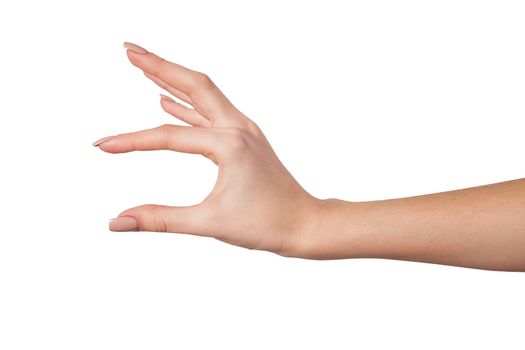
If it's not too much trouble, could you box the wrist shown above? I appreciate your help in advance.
[284,197,358,259]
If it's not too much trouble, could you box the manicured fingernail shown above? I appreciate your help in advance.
[92,135,115,147]
[159,93,175,102]
[109,216,139,232]
[123,41,148,54]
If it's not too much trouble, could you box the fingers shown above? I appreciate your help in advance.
[96,124,218,157]
[110,203,213,236]
[159,94,211,127]
[124,42,239,124]
[144,71,193,106]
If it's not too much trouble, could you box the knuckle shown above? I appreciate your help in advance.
[153,56,168,76]
[132,204,169,232]
[245,119,264,138]
[153,215,168,232]
[157,57,169,69]
[158,123,176,134]
[221,128,249,154]
[153,124,177,149]
[192,72,215,91]
[147,205,168,232]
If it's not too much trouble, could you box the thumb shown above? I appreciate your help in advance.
[109,204,209,235]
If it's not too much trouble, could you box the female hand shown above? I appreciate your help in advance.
[93,42,321,257]
[94,43,525,271]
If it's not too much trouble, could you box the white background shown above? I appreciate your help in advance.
[1,0,524,348]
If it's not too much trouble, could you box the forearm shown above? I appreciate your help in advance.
[298,178,525,271]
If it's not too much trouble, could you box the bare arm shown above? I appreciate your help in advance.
[94,42,525,272]
[300,178,525,271]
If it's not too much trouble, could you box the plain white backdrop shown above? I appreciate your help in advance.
[0,0,524,348]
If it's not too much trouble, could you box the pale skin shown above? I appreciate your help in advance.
[93,42,525,272]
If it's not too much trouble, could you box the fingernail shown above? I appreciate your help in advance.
[159,93,175,102]
[109,216,139,232]
[123,41,148,54]
[92,135,115,147]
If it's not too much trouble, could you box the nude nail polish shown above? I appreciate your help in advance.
[92,135,115,147]
[123,41,148,54]
[159,93,175,102]
[109,216,139,232]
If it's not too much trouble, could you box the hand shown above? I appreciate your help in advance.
[93,42,525,271]
[93,42,321,257]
